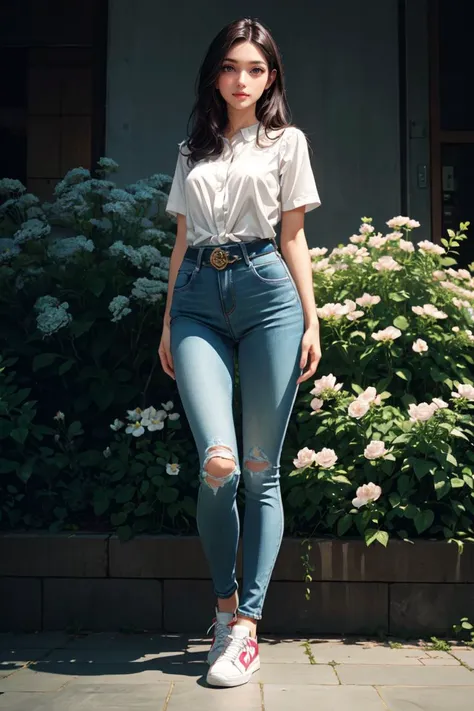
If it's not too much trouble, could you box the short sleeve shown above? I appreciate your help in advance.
[279,128,321,213]
[165,141,190,218]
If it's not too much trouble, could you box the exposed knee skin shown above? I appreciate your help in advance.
[201,444,239,492]
[244,445,272,474]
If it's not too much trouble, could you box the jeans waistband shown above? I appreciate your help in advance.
[183,238,277,268]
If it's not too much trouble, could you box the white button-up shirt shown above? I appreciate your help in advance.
[165,122,321,246]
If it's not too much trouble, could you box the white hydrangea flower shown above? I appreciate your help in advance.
[109,295,132,323]
[47,235,94,260]
[0,178,26,196]
[13,218,51,244]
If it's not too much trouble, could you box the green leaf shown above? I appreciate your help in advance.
[88,277,106,297]
[18,460,33,483]
[111,511,128,525]
[434,470,451,499]
[414,509,434,534]
[411,458,436,480]
[8,388,32,408]
[115,485,136,503]
[446,452,458,467]
[306,487,323,505]
[389,291,408,302]
[67,421,84,438]
[58,359,75,376]
[117,525,133,542]
[33,353,59,371]
[395,369,411,382]
[463,474,474,489]
[288,487,307,507]
[393,315,409,330]
[70,320,95,338]
[365,528,388,547]
[337,513,353,536]
[450,477,465,488]
[404,504,418,519]
[450,428,469,441]
[397,474,413,495]
[10,427,28,444]
[93,490,110,516]
[331,474,352,485]
[90,382,114,411]
[157,487,179,503]
[134,502,152,516]
[389,492,401,507]
[375,530,389,547]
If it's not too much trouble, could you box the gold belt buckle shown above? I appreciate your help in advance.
[209,248,240,270]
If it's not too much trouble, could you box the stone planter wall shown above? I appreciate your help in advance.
[1,533,473,637]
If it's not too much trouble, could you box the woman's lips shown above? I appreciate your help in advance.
[233,93,249,98]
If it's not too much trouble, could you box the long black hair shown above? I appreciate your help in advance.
[183,18,293,166]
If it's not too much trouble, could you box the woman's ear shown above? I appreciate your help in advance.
[266,68,277,91]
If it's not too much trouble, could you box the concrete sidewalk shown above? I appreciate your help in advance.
[0,631,473,710]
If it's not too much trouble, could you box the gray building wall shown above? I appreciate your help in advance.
[106,0,410,248]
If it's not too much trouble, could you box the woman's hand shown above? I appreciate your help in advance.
[296,324,321,384]
[158,317,175,380]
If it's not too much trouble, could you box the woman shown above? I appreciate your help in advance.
[159,17,322,688]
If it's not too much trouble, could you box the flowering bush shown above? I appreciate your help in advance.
[0,161,175,419]
[0,162,201,534]
[284,217,474,571]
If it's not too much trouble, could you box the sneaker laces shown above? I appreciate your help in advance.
[218,635,247,662]
[206,618,234,646]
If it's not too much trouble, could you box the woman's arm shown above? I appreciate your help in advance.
[280,206,319,329]
[280,206,321,384]
[163,213,188,327]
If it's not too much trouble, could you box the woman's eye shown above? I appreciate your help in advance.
[221,66,264,75]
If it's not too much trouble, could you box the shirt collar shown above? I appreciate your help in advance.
[240,122,261,142]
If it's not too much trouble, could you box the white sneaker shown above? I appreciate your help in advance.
[206,607,237,665]
[206,624,260,688]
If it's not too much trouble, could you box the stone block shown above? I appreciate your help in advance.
[0,532,108,577]
[43,579,162,631]
[0,578,41,632]
[390,583,474,636]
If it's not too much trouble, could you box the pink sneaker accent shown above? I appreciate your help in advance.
[207,624,260,688]
[238,637,258,670]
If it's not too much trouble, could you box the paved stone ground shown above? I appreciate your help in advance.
[0,631,473,710]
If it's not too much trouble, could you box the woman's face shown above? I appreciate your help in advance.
[216,41,276,114]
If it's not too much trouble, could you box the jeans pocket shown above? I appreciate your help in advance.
[173,259,198,292]
[250,253,290,283]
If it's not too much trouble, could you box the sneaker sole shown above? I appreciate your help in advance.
[206,657,260,687]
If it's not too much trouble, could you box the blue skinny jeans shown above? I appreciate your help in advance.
[169,238,304,620]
